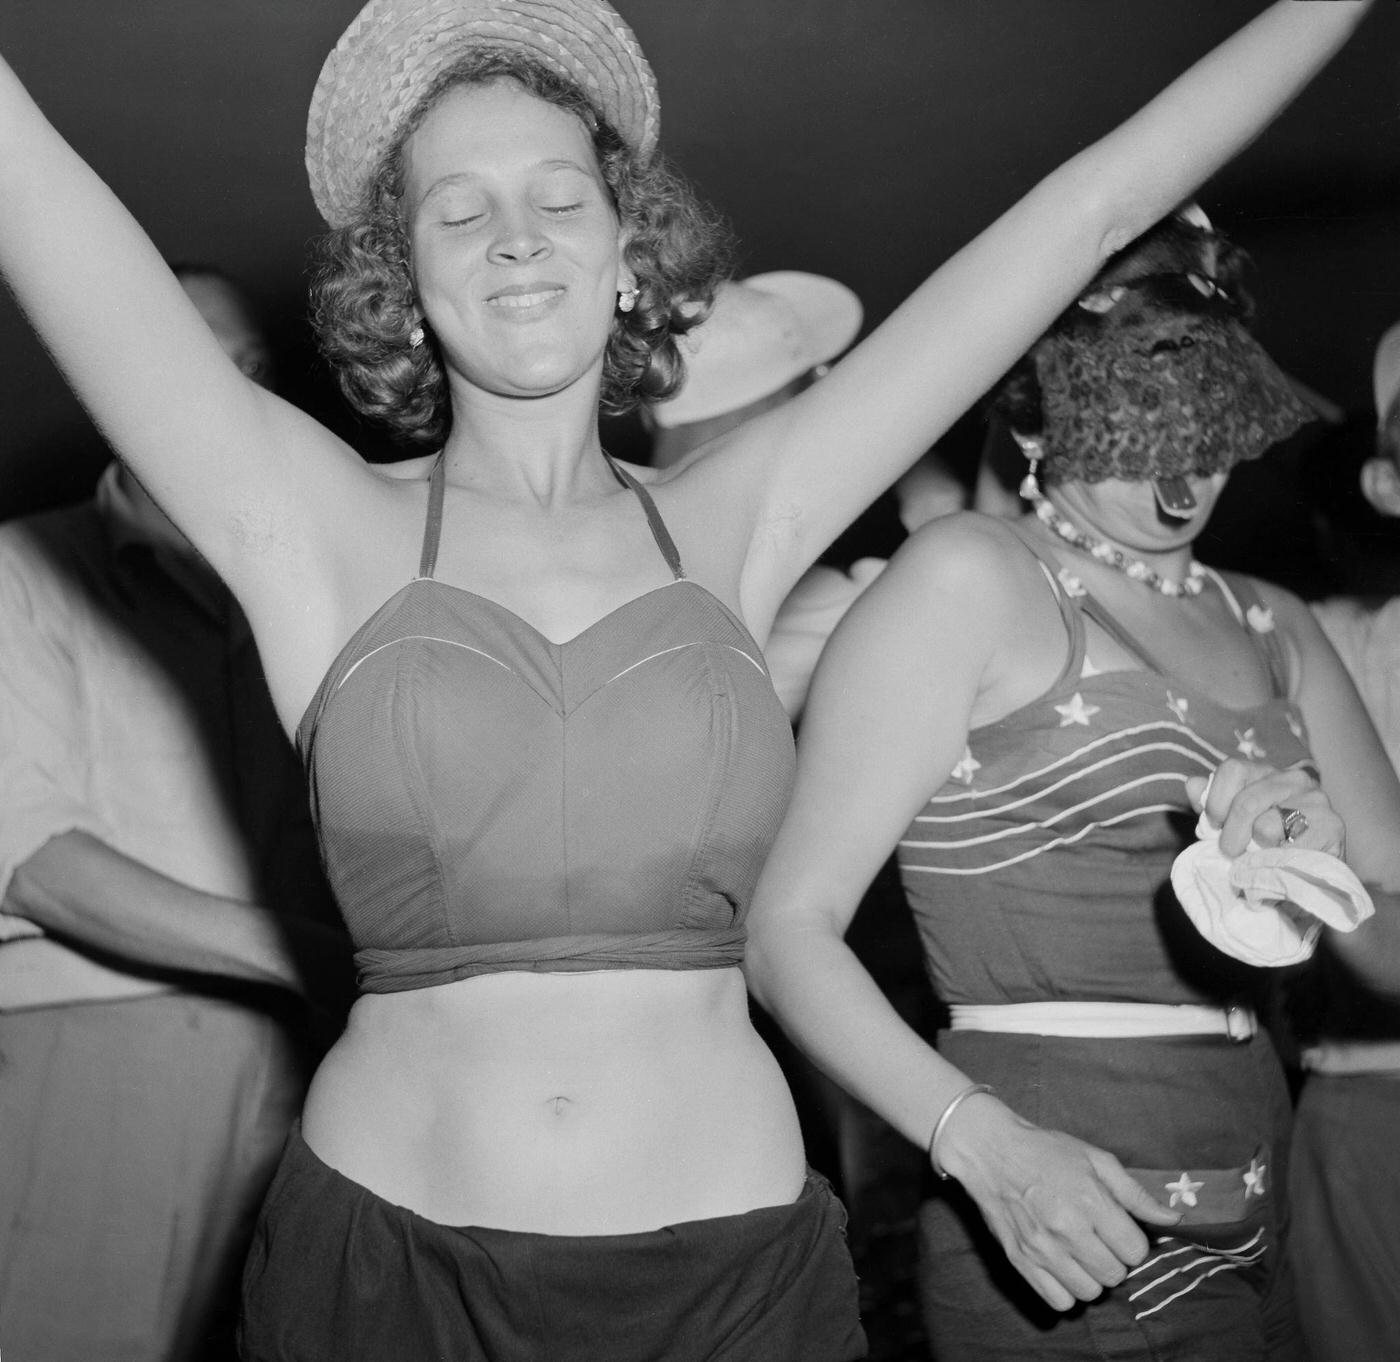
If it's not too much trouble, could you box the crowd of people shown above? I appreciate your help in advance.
[0,1,1394,1360]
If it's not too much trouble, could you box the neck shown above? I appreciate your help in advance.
[1031,484,1204,597]
[441,371,613,507]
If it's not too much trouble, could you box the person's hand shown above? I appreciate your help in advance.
[935,1092,1181,1311]
[1185,758,1344,858]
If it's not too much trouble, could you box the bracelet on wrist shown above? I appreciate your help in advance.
[927,1082,994,1180]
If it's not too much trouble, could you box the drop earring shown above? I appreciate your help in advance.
[617,287,638,314]
[408,323,425,349]
[1014,433,1043,500]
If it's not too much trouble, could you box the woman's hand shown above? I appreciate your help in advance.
[935,1092,1182,1312]
[1186,758,1345,858]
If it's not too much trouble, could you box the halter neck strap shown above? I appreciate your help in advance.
[416,450,686,583]
[417,454,447,580]
[603,453,686,582]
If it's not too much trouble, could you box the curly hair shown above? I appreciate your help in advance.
[310,50,734,448]
[990,213,1256,439]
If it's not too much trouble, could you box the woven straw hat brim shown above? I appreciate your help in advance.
[651,272,864,428]
[1375,320,1400,427]
[307,0,659,228]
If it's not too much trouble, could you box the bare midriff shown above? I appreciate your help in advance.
[299,966,807,1234]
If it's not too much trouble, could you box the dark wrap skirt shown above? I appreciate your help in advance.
[240,1126,866,1361]
[917,1028,1305,1362]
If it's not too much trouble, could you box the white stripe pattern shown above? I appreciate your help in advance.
[900,801,1186,876]
[1127,1229,1268,1322]
[914,740,1217,826]
[904,770,1198,847]
[925,721,1229,806]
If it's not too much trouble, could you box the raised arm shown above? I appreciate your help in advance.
[695,0,1373,628]
[746,517,1180,1312]
[0,50,357,596]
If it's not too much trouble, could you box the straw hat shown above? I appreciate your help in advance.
[306,0,660,229]
[1375,320,1400,427]
[650,272,864,429]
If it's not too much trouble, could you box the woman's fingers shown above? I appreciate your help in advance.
[973,1133,1181,1310]
[1097,1154,1181,1228]
[1200,758,1340,855]
[953,1109,1196,1312]
[1249,792,1344,855]
[1022,1264,1078,1313]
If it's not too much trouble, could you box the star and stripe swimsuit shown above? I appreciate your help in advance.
[904,520,1310,1362]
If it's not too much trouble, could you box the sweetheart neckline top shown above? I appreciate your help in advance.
[297,576,757,752]
[297,456,796,994]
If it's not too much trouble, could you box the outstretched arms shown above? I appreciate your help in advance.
[693,0,1374,631]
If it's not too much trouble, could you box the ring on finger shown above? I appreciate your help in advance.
[1278,806,1309,844]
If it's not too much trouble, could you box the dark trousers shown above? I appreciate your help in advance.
[240,1126,867,1361]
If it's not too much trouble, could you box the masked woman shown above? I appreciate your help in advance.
[0,1,1377,1358]
[747,209,1400,1362]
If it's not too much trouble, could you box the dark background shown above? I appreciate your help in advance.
[2,0,1398,558]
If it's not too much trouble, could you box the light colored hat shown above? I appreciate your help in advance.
[651,272,864,428]
[1374,320,1400,427]
[306,0,660,229]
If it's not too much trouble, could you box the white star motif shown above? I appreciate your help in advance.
[1286,712,1305,741]
[1235,728,1266,760]
[1056,693,1100,727]
[1057,570,1087,598]
[1167,693,1191,724]
[1246,605,1275,634]
[1242,1158,1267,1198]
[1165,1173,1204,1209]
[950,747,981,786]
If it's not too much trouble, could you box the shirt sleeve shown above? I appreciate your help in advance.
[0,536,110,911]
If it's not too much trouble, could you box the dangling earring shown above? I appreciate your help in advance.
[1013,433,1044,500]
[617,287,638,314]
[408,323,425,349]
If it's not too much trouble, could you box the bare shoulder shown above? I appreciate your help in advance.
[835,513,1056,680]
[884,510,1046,603]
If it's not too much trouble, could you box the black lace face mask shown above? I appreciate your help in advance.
[994,213,1321,490]
[1033,303,1316,486]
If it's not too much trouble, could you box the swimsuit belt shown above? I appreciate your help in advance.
[949,1000,1257,1041]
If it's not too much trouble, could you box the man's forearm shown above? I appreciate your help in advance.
[4,829,326,991]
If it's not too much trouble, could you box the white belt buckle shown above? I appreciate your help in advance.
[1225,1005,1254,1043]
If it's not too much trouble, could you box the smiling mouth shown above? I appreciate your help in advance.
[487,288,565,310]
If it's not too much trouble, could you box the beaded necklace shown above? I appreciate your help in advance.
[1025,484,1207,598]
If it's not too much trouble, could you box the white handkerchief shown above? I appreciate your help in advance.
[1170,815,1373,967]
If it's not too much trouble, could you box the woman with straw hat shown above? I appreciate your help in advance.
[0,1,1374,1356]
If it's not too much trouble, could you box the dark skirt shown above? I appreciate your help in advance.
[240,1127,866,1362]
[917,1029,1306,1362]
